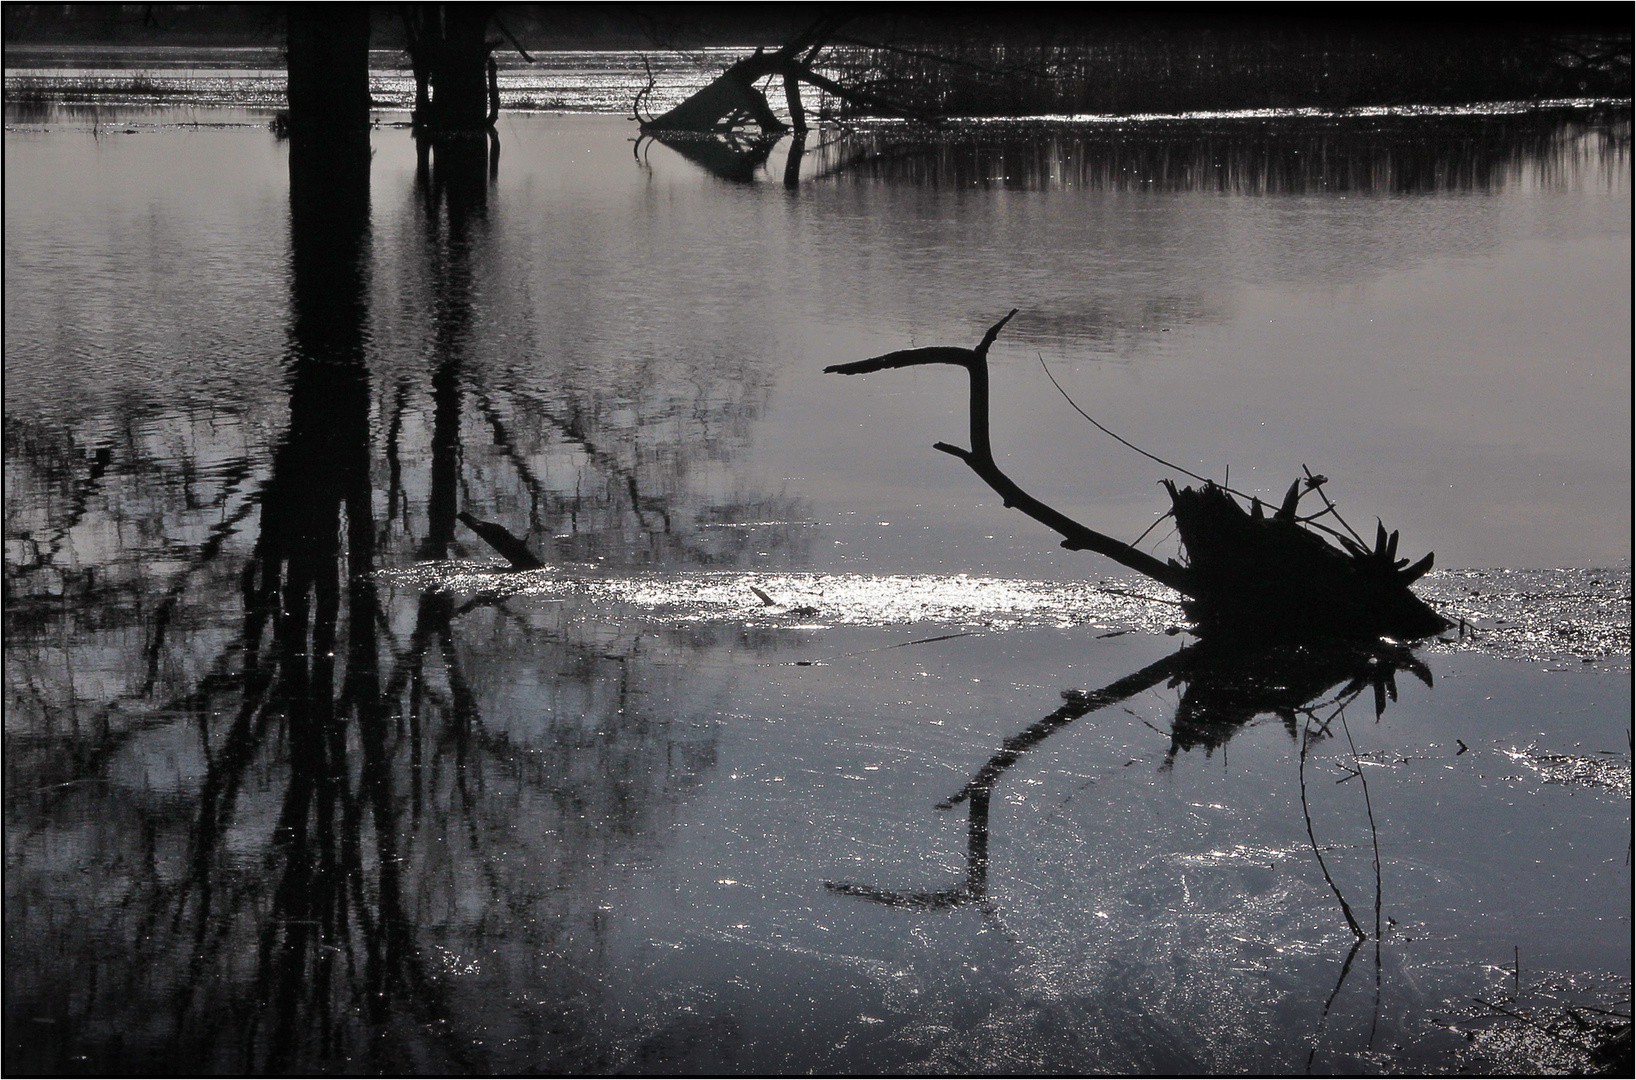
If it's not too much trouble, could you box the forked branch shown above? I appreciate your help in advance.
[827,310,1449,642]
[825,311,1194,595]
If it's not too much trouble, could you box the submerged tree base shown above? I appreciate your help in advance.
[827,311,1449,644]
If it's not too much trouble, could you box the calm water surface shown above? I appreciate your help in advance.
[4,82,1631,1075]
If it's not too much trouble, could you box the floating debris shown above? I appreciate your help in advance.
[1497,744,1632,798]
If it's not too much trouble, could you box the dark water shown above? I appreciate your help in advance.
[4,76,1631,1075]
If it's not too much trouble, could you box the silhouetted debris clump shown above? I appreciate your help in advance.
[828,310,1449,643]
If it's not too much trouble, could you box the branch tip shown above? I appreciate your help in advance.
[975,309,1020,358]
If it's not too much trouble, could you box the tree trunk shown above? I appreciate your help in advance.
[285,5,371,143]
[783,131,807,188]
[783,72,808,133]
[401,3,496,134]
[487,55,500,125]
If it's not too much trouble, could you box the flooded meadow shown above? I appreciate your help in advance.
[3,50,1631,1075]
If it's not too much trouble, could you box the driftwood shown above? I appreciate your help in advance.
[456,511,543,570]
[825,311,1449,642]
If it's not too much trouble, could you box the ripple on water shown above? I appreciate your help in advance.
[1416,567,1632,667]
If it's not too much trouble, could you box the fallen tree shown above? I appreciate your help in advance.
[637,13,940,133]
[826,310,1450,642]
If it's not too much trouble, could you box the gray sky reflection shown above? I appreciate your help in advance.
[6,111,1628,569]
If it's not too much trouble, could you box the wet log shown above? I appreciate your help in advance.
[826,312,1450,643]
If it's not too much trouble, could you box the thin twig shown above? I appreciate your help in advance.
[1303,464,1367,546]
[1129,508,1174,549]
[1039,356,1232,492]
[632,56,658,124]
[1036,357,1369,549]
[492,14,535,62]
[1471,998,1601,1053]
[1097,583,1185,608]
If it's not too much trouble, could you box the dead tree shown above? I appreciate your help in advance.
[826,311,1450,643]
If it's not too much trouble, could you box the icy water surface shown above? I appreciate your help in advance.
[4,78,1630,1074]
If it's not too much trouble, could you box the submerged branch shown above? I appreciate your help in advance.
[455,512,543,570]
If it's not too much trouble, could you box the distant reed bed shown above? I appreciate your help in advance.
[807,107,1631,195]
[816,16,1633,119]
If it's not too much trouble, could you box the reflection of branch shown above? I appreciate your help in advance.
[835,638,1427,948]
[471,386,555,537]
[5,445,112,578]
[831,647,1194,909]
[829,788,993,910]
[480,383,762,564]
[178,657,279,927]
[1306,936,1366,1070]
[382,376,413,544]
[942,656,1192,810]
[1300,712,1366,941]
[140,483,260,696]
[1339,710,1384,940]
